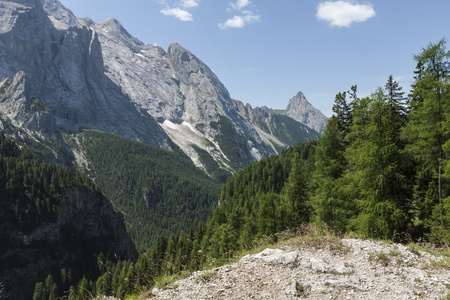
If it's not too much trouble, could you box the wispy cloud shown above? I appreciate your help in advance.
[230,0,250,11]
[316,1,375,28]
[219,0,260,30]
[160,0,200,22]
[181,0,200,9]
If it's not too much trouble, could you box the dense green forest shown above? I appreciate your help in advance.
[27,39,450,299]
[0,133,135,299]
[0,133,100,234]
[65,130,221,251]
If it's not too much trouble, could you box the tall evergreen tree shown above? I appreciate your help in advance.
[332,91,353,137]
[347,89,410,239]
[403,39,450,242]
[385,74,407,133]
[283,153,309,226]
[312,116,354,232]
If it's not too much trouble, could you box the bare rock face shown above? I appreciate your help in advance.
[0,0,327,173]
[0,185,137,300]
[93,15,273,171]
[285,92,328,133]
[0,0,170,161]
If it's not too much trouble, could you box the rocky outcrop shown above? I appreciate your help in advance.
[0,185,137,300]
[285,92,328,133]
[151,238,450,299]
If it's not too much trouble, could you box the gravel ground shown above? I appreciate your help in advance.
[150,238,450,300]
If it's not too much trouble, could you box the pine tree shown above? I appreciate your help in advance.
[283,153,309,226]
[332,91,352,137]
[385,74,407,125]
[312,116,354,232]
[403,38,450,241]
[346,89,410,239]
[32,282,45,300]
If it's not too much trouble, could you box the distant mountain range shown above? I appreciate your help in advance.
[0,0,327,176]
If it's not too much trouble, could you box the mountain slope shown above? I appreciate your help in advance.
[151,237,450,299]
[93,16,274,171]
[64,129,221,251]
[0,133,137,300]
[232,99,319,152]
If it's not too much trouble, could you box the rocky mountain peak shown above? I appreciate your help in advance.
[285,91,328,133]
[40,0,79,27]
[98,17,138,43]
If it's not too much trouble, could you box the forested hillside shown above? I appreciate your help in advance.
[64,130,221,251]
[0,133,137,300]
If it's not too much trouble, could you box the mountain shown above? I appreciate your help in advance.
[0,133,137,300]
[91,17,274,171]
[232,99,319,153]
[0,0,170,158]
[284,92,328,133]
[0,0,325,174]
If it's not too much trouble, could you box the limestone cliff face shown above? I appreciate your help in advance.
[0,0,326,173]
[0,185,137,300]
[0,0,170,160]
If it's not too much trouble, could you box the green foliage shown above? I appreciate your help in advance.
[311,115,354,233]
[0,132,100,234]
[72,130,221,251]
[202,141,316,258]
[403,39,450,243]
[346,88,411,239]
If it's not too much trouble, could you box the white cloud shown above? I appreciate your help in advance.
[219,16,245,29]
[230,0,250,11]
[220,0,260,29]
[316,1,375,27]
[181,0,200,9]
[160,0,200,21]
[219,12,260,29]
[160,7,193,22]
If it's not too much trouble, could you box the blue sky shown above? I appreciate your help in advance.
[58,0,450,117]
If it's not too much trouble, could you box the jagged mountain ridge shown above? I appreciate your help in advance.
[232,99,319,153]
[0,0,325,173]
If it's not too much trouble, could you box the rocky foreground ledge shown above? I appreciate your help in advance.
[150,238,450,299]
